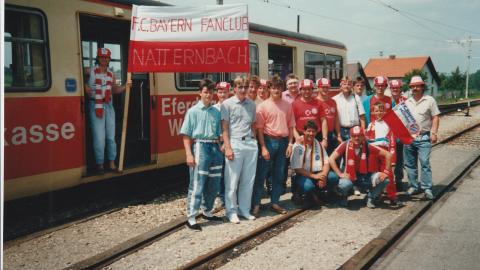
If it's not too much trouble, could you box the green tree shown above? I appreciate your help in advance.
[444,66,465,92]
[401,69,428,92]
[468,69,480,91]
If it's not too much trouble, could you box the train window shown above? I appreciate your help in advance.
[176,43,258,90]
[304,51,326,82]
[4,6,51,92]
[249,43,259,76]
[175,72,222,91]
[82,41,98,73]
[326,54,343,87]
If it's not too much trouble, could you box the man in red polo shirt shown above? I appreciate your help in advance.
[292,79,328,147]
[316,78,342,154]
[363,76,393,126]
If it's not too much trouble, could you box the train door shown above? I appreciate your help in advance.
[79,14,151,174]
[268,44,294,79]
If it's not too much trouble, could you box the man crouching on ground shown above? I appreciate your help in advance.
[180,79,224,231]
[290,120,338,206]
[328,126,392,208]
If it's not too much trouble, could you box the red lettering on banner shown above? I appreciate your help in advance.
[128,40,249,72]
[133,17,193,33]
[200,16,249,32]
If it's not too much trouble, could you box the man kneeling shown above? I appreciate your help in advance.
[290,121,337,206]
[329,126,392,208]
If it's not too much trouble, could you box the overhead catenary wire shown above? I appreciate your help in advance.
[254,0,445,43]
[367,0,456,40]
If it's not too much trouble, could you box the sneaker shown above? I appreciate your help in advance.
[390,198,403,206]
[367,198,376,209]
[239,213,256,221]
[228,214,240,224]
[202,214,223,222]
[424,189,434,200]
[353,186,361,196]
[186,219,202,231]
[407,187,420,196]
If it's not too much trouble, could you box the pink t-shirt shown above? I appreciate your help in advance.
[256,98,296,137]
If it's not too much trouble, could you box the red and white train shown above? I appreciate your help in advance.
[4,0,347,200]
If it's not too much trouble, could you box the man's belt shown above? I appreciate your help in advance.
[264,134,288,140]
[195,139,219,143]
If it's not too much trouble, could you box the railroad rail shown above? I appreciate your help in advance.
[60,120,480,270]
[339,123,480,270]
[6,99,479,244]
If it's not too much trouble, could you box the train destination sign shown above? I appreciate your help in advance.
[128,4,249,72]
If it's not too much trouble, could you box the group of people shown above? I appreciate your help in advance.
[180,73,440,231]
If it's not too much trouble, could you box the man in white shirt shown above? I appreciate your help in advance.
[291,120,336,206]
[403,76,440,200]
[333,77,366,141]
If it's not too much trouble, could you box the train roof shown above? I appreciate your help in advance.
[249,23,346,50]
[105,0,346,50]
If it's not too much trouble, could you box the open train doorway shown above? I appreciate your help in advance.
[79,14,151,175]
[268,44,294,79]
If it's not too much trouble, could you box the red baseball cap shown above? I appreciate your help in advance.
[316,78,331,88]
[374,76,388,86]
[389,79,402,88]
[97,48,111,58]
[299,79,314,89]
[349,126,365,137]
[216,82,231,90]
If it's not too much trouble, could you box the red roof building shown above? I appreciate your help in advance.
[364,55,440,96]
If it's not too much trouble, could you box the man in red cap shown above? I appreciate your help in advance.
[214,81,230,111]
[362,75,393,126]
[328,126,392,208]
[256,79,270,105]
[403,76,440,200]
[390,79,407,106]
[292,79,328,148]
[316,78,342,154]
[84,48,131,173]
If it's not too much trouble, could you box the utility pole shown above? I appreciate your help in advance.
[447,36,480,116]
[466,36,472,116]
[297,15,300,33]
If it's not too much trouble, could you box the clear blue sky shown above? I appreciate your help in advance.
[160,0,480,74]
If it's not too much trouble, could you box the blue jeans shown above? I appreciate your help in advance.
[338,173,389,200]
[187,142,223,219]
[88,100,116,164]
[394,141,404,184]
[295,172,339,194]
[327,131,339,155]
[404,134,432,191]
[252,136,288,206]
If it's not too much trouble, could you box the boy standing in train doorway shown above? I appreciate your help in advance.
[180,79,224,231]
[84,48,130,173]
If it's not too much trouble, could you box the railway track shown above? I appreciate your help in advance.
[5,100,480,270]
[340,124,480,270]
[7,99,479,244]
[59,120,480,270]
